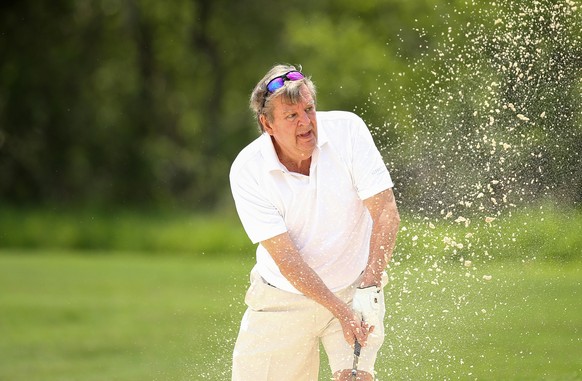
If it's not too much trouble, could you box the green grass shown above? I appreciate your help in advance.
[0,252,251,380]
[381,259,582,380]
[1,252,580,381]
[1,205,580,379]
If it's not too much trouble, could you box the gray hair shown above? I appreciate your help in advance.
[249,64,317,132]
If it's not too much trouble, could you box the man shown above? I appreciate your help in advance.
[229,64,400,381]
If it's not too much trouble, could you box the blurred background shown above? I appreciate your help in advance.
[1,0,580,214]
[1,0,581,380]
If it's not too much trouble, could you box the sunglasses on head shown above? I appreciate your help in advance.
[266,70,305,94]
[262,71,305,108]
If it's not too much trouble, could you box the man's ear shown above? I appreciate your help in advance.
[260,114,274,135]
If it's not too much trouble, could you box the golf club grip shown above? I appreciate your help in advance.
[354,340,361,357]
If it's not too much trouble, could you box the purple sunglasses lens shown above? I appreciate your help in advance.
[286,71,305,80]
[267,77,286,93]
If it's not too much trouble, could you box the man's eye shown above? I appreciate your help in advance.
[286,113,297,119]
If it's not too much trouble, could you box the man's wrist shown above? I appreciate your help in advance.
[360,266,385,289]
[358,277,381,289]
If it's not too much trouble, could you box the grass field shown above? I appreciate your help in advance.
[1,251,580,381]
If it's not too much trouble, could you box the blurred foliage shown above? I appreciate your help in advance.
[0,0,580,210]
[0,206,252,255]
[1,205,580,262]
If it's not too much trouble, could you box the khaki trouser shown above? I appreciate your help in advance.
[232,270,387,381]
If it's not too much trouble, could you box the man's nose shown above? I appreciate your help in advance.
[298,110,310,126]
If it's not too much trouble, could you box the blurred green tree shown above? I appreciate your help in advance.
[0,0,579,211]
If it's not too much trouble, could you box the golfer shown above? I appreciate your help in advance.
[229,64,400,381]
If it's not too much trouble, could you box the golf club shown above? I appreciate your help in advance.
[351,339,361,381]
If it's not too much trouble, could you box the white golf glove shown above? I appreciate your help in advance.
[352,285,382,329]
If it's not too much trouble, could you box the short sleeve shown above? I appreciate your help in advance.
[350,116,394,200]
[229,165,288,244]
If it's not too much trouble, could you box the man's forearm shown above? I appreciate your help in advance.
[361,213,399,287]
[361,189,400,288]
[261,233,352,319]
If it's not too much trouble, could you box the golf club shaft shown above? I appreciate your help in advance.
[351,340,361,380]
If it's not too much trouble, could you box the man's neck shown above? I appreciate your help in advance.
[281,156,311,175]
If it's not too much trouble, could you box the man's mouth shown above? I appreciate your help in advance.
[298,131,312,139]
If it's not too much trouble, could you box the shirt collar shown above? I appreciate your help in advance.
[316,122,329,147]
[259,133,282,172]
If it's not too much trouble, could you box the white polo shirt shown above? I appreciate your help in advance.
[230,111,393,293]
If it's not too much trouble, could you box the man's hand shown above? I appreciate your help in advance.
[337,307,371,347]
[262,233,373,347]
[352,285,382,331]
